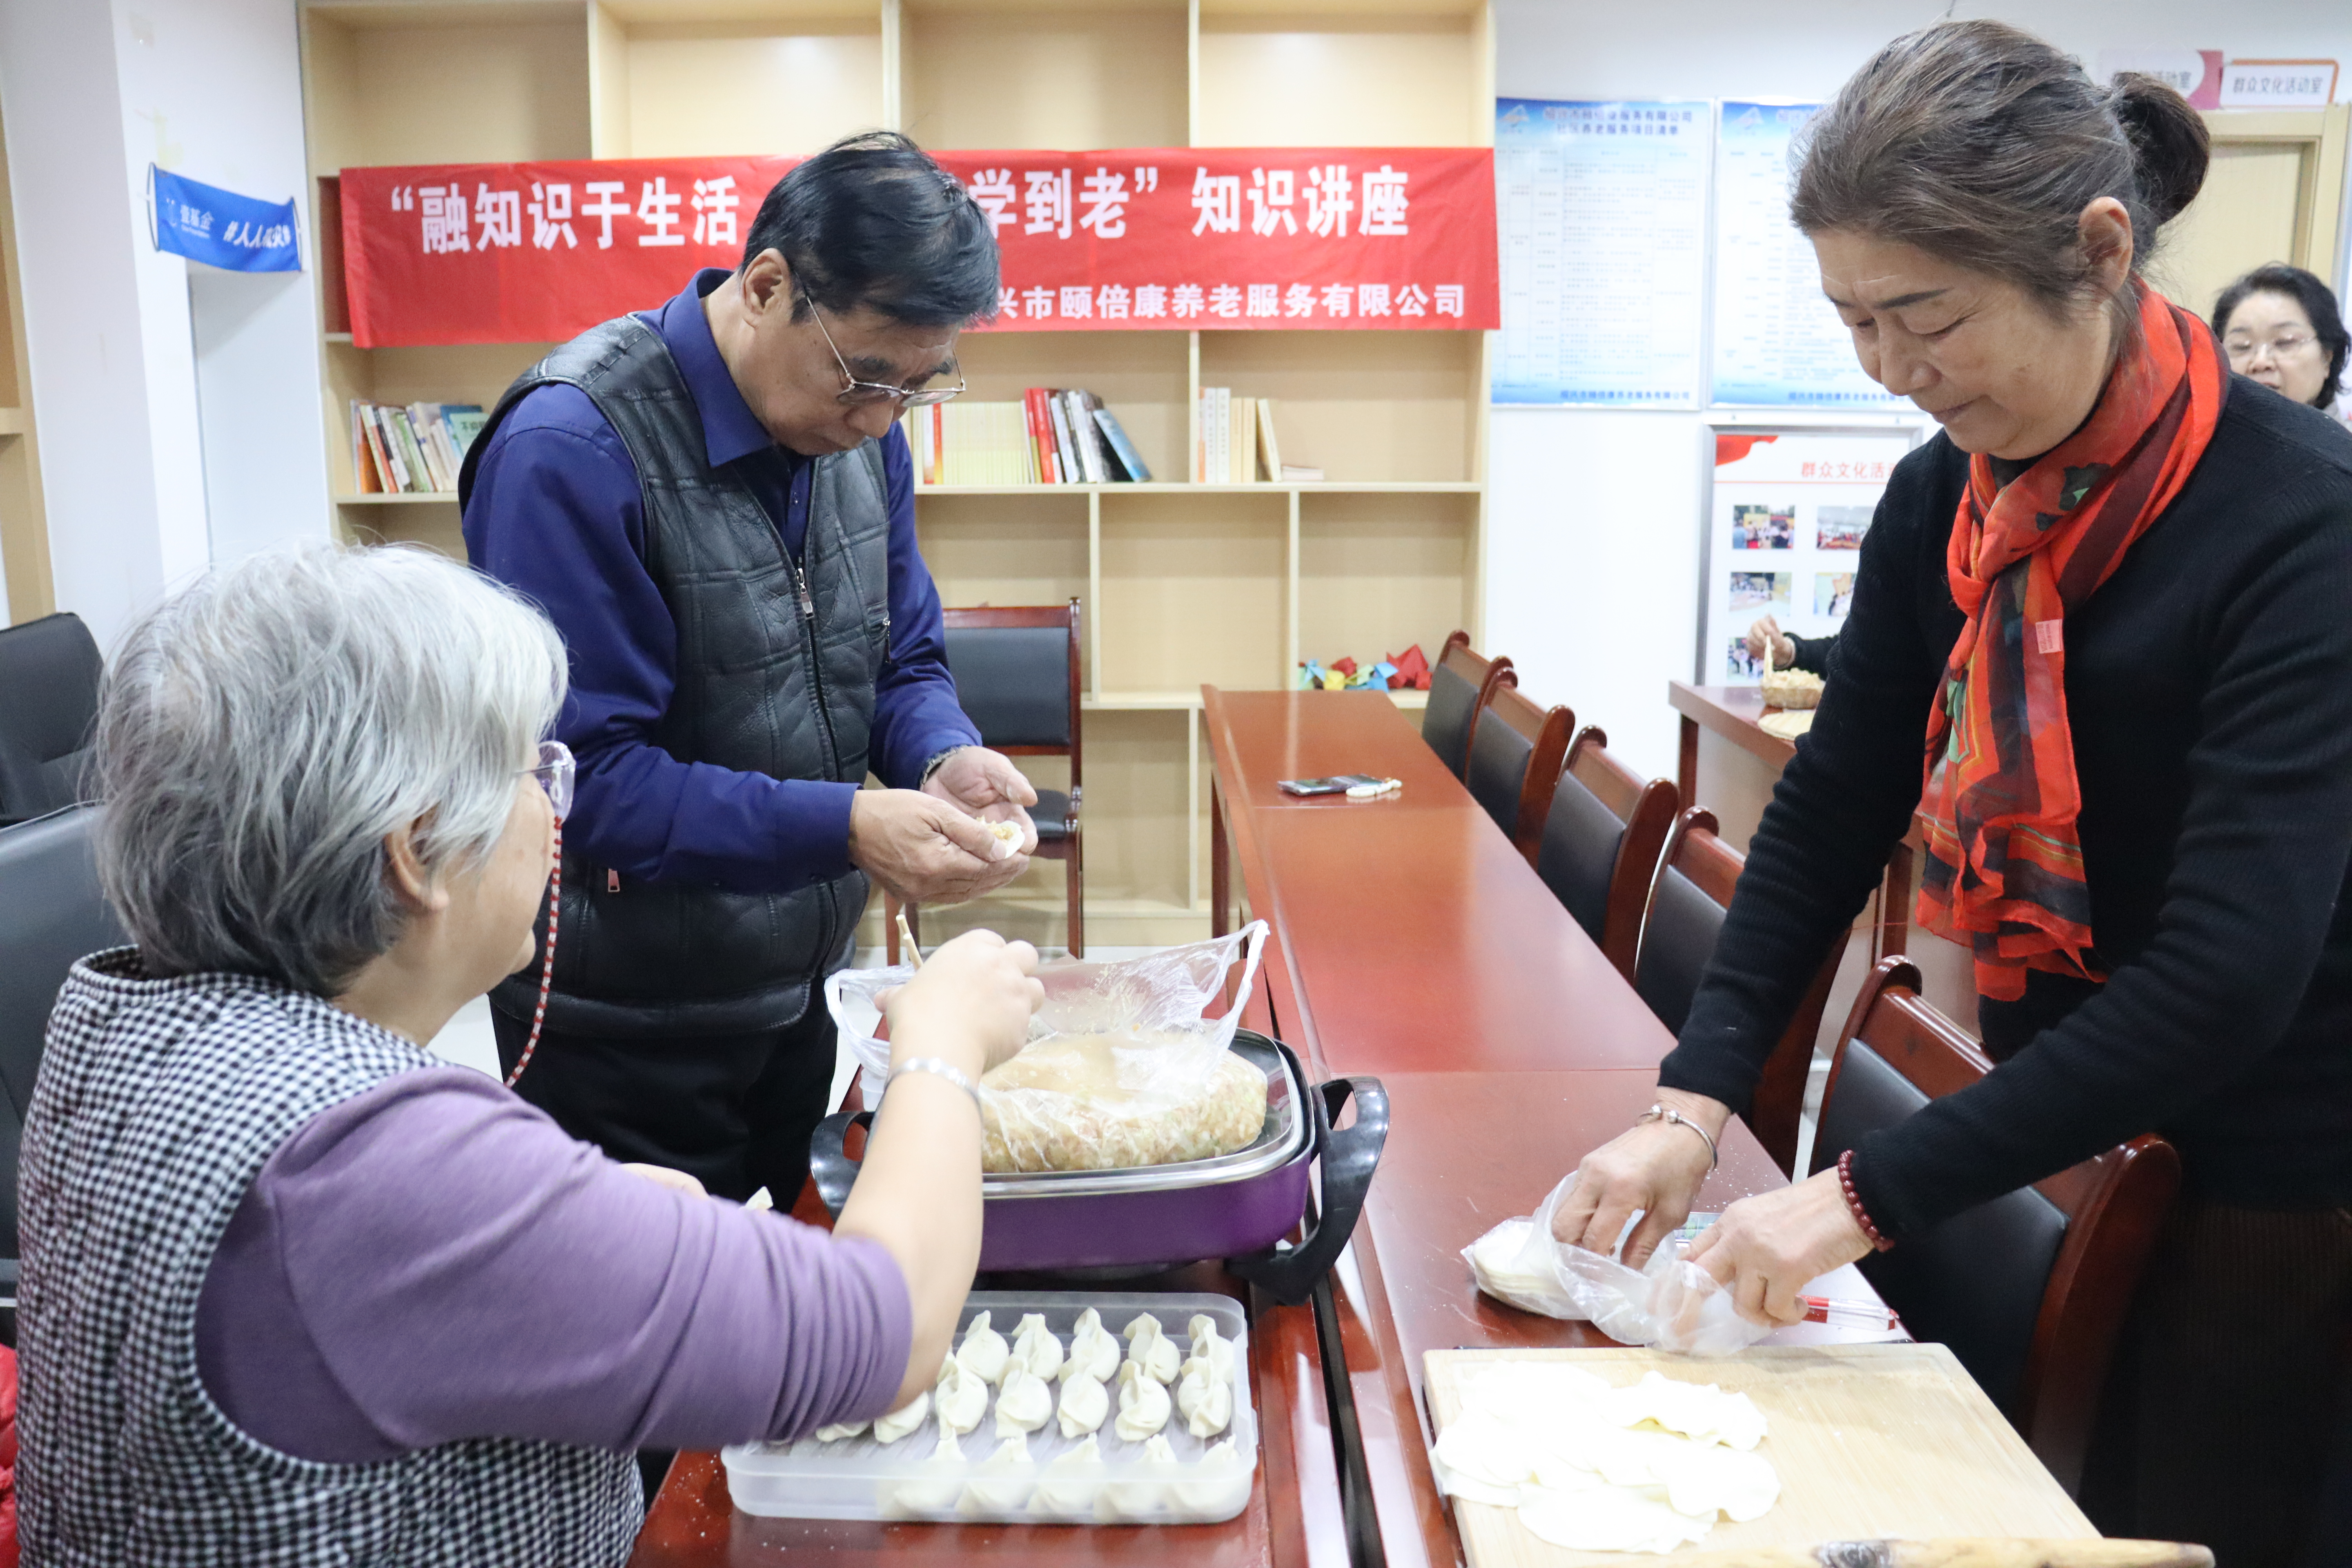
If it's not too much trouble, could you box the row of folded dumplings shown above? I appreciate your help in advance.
[814,1309,1248,1519]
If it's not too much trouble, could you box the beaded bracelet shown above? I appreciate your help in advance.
[1836,1149,1895,1252]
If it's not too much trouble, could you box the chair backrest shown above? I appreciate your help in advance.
[1420,629,1510,780]
[0,804,127,1259]
[941,602,1081,774]
[1631,806,1839,1174]
[1810,957,2181,1492]
[1461,673,1572,855]
[0,613,103,827]
[1532,726,1678,980]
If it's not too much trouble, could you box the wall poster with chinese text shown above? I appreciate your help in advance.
[1701,427,1920,684]
[1492,97,1710,407]
[338,149,1498,347]
[1709,103,1907,409]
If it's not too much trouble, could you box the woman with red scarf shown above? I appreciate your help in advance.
[1549,22,2352,1565]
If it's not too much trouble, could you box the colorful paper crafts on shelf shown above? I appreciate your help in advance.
[1298,650,1418,691]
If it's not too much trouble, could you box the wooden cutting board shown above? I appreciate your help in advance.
[1423,1344,2094,1567]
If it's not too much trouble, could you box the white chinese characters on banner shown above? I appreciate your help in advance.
[690,176,738,247]
[1702,429,1917,684]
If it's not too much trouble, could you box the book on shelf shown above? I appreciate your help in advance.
[349,399,485,495]
[1197,389,1289,483]
[907,388,1147,486]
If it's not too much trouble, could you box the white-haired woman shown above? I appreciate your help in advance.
[16,544,1041,1566]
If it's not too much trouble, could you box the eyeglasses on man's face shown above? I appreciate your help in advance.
[803,294,965,408]
[521,739,573,822]
[2223,330,2319,363]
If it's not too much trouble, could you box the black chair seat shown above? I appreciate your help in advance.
[1464,712,1534,835]
[0,612,103,826]
[1030,788,1075,842]
[0,804,127,1275]
[1535,771,1626,947]
[1811,1040,2068,1414]
[1422,660,1480,779]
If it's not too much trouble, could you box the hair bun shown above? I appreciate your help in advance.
[2109,71,2210,227]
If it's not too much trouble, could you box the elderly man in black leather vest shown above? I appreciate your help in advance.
[460,132,1029,1205]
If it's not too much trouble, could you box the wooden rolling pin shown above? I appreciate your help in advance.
[1642,1542,2210,1568]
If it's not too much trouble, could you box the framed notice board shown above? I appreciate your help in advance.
[1698,422,1923,684]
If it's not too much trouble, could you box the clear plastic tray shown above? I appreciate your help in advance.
[721,1291,1256,1524]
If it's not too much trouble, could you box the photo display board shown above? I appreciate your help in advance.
[1708,103,1907,409]
[1493,98,1710,406]
[1702,428,1918,682]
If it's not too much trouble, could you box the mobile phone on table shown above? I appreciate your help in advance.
[1277,774,1384,797]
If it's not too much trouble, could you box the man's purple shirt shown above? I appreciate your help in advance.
[194,1067,913,1463]
[461,267,978,893]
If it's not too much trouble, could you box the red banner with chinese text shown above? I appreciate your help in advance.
[339,149,1497,347]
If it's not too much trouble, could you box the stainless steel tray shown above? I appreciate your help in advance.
[967,1034,1306,1199]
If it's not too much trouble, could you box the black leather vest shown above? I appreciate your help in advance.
[462,314,890,1037]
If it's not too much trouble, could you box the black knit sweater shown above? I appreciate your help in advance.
[1661,377,2352,1240]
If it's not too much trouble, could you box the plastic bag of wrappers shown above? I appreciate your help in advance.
[1461,1173,1770,1357]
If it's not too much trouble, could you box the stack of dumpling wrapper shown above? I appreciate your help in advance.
[1431,1363,1780,1554]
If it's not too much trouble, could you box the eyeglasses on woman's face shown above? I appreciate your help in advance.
[803,294,965,408]
[2223,330,2319,365]
[521,739,573,822]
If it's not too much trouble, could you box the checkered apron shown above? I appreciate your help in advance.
[17,951,641,1566]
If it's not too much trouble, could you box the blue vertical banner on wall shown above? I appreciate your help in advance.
[149,167,302,273]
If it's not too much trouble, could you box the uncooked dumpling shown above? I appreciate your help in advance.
[1174,1437,1252,1517]
[885,1432,964,1515]
[957,1310,1011,1384]
[1065,1308,1120,1383]
[872,1389,929,1446]
[812,1418,869,1443]
[956,1434,1034,1515]
[1114,1359,1172,1441]
[935,1358,989,1438]
[1009,1313,1064,1381]
[1031,1434,1107,1518]
[1186,1314,1235,1378]
[995,1365,1053,1438]
[1123,1314,1181,1384]
[1176,1354,1232,1439]
[1057,1367,1109,1438]
[1098,1433,1178,1520]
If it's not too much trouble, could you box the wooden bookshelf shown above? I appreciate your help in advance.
[297,0,1493,948]
[0,97,52,624]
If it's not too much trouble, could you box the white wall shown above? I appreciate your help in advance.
[1487,0,2352,779]
[0,0,324,650]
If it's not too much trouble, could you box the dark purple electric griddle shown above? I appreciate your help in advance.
[808,1032,1385,1306]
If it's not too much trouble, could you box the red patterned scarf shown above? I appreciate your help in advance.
[1916,284,2224,1001]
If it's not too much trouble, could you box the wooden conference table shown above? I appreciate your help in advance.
[1205,687,1892,1568]
[631,686,1882,1567]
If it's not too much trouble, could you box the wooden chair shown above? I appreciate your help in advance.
[887,601,1085,959]
[1526,725,1678,983]
[1461,671,1573,855]
[1420,629,1512,780]
[1813,956,2182,1493]
[1630,806,1841,1176]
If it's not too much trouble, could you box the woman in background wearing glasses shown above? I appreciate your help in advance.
[18,545,1042,1565]
[2214,263,2351,428]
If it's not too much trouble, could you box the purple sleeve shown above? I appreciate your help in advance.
[194,1067,912,1465]
[868,423,983,789]
[463,385,859,891]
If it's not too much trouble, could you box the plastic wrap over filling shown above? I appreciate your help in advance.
[827,923,1270,1173]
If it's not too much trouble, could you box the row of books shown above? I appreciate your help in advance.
[1195,390,1321,485]
[904,390,1153,487]
[351,400,486,495]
